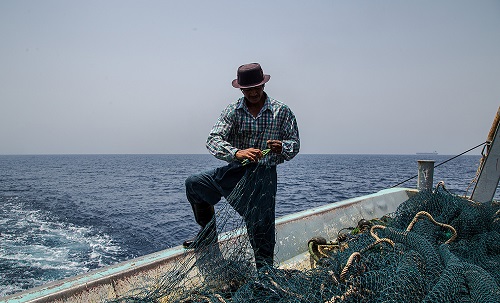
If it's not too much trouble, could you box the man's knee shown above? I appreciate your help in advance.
[185,174,201,189]
[185,174,204,204]
[185,172,222,206]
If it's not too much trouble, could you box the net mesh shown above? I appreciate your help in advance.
[108,167,500,303]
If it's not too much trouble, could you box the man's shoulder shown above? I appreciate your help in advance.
[269,97,285,105]
[222,98,244,112]
[267,97,291,111]
[228,97,245,109]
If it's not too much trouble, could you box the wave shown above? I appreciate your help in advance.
[0,196,123,296]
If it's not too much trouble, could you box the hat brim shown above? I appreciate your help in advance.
[232,75,270,89]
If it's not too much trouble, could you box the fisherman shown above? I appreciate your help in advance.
[183,62,300,269]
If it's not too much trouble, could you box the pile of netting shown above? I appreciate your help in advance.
[109,177,500,302]
[306,183,500,303]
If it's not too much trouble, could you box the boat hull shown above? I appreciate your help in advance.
[1,187,417,303]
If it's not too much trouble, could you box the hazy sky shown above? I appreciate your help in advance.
[1,0,499,155]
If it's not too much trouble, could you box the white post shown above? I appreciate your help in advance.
[417,160,435,191]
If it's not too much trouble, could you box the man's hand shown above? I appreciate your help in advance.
[235,148,263,163]
[267,140,283,154]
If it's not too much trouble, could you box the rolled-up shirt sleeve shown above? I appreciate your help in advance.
[280,107,300,161]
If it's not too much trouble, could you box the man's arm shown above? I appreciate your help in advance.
[206,106,239,162]
[280,107,300,161]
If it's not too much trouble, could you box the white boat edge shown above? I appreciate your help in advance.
[0,187,417,303]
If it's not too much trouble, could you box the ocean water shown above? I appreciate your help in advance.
[0,153,496,297]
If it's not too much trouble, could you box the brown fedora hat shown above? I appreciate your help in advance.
[232,63,271,89]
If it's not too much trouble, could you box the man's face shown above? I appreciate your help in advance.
[241,85,264,104]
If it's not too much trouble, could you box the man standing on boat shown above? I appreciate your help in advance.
[183,62,300,269]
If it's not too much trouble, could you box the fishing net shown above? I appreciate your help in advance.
[108,166,500,303]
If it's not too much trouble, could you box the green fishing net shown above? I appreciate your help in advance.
[109,170,500,303]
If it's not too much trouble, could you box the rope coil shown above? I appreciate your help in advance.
[338,211,458,284]
[340,252,362,282]
[406,211,457,244]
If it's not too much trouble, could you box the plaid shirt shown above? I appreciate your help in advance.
[206,95,300,166]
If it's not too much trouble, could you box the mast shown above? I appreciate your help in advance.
[471,106,500,202]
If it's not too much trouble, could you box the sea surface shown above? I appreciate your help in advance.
[0,154,497,297]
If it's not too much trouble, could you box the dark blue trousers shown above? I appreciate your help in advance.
[185,162,277,268]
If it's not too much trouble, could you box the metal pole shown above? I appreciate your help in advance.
[417,160,435,191]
